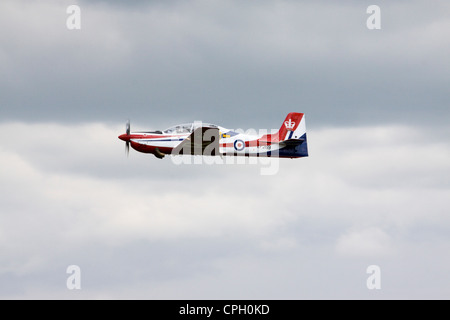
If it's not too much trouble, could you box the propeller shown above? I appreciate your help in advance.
[125,120,130,156]
[118,120,132,156]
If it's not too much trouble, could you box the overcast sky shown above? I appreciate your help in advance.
[0,0,449,299]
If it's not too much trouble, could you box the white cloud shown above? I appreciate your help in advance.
[1,121,450,298]
[335,227,393,257]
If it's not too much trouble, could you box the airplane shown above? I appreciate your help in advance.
[118,112,308,159]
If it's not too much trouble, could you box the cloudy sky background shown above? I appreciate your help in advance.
[0,0,449,299]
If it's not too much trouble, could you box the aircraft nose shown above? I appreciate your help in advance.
[118,133,130,142]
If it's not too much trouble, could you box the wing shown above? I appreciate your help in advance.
[172,126,220,156]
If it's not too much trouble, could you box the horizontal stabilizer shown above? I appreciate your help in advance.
[258,138,304,147]
[279,138,305,147]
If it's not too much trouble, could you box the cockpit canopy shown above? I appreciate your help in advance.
[163,123,219,134]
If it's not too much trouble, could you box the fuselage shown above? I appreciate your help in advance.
[118,113,308,159]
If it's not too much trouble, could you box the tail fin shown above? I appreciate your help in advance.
[259,112,306,143]
[278,112,305,141]
[258,112,308,157]
[277,112,308,158]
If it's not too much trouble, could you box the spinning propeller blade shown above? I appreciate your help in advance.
[125,120,130,156]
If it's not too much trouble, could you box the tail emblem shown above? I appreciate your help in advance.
[284,119,295,131]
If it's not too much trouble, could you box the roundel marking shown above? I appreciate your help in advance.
[234,139,245,151]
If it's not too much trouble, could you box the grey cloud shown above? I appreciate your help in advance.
[0,0,449,128]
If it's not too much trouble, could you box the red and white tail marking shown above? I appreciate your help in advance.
[278,112,304,141]
[258,112,304,143]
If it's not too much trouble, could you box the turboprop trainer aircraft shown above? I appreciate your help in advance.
[118,112,308,159]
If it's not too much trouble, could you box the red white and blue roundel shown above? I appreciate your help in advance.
[234,139,245,151]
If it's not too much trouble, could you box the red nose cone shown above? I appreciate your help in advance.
[118,134,130,142]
